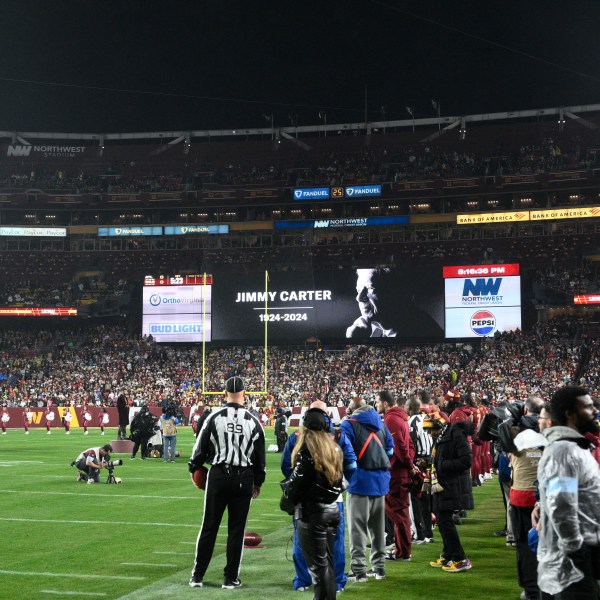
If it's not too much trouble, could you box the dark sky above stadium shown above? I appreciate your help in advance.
[1,0,600,133]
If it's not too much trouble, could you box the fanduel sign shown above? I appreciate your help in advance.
[293,188,330,200]
[345,185,382,197]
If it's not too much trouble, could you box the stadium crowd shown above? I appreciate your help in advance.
[0,325,597,411]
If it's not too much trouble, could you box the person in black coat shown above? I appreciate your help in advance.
[129,405,158,459]
[423,412,473,573]
[116,394,129,440]
[281,408,346,600]
[274,407,288,452]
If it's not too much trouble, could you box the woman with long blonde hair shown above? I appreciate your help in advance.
[282,407,345,600]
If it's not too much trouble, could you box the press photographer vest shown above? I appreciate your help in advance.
[347,419,390,470]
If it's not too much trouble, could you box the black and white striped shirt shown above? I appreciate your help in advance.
[409,413,433,458]
[191,403,266,485]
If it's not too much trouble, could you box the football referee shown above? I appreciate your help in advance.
[188,376,266,590]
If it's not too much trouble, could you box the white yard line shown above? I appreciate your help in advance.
[0,517,197,528]
[0,570,145,581]
[120,563,177,568]
[41,591,107,597]
[0,489,197,500]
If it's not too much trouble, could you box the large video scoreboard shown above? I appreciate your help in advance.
[142,274,212,342]
[142,268,445,343]
[142,265,524,343]
[444,264,522,338]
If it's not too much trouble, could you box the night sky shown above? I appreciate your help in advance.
[1,0,600,133]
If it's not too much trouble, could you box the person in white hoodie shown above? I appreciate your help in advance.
[537,385,600,599]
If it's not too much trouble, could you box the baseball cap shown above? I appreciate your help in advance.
[225,376,245,393]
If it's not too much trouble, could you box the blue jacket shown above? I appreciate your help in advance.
[340,405,393,497]
[281,426,357,482]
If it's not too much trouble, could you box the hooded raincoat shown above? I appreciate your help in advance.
[537,425,600,595]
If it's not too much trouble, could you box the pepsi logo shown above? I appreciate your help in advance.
[470,310,496,336]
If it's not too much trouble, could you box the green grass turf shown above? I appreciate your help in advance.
[0,427,520,599]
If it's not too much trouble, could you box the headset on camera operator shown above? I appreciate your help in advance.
[72,444,113,484]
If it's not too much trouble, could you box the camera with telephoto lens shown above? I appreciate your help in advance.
[103,456,123,484]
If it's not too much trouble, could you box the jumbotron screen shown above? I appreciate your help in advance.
[143,268,445,343]
[443,264,522,338]
[142,274,212,342]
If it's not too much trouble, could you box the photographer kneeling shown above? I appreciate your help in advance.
[73,444,113,484]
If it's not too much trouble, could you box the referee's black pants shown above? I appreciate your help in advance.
[193,465,254,582]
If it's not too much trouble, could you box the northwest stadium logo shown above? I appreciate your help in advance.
[470,310,496,336]
[149,294,161,306]
[462,277,503,304]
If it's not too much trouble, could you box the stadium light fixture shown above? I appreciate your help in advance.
[558,107,566,132]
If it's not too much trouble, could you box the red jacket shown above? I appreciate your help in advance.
[448,405,472,424]
[383,406,415,482]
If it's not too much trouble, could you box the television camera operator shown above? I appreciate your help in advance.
[72,444,114,484]
[129,405,159,460]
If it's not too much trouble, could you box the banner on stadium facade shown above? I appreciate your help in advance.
[548,171,588,182]
[97,227,163,237]
[574,294,600,305]
[106,194,141,203]
[202,190,238,200]
[5,144,86,158]
[530,207,600,220]
[457,212,529,224]
[443,178,479,188]
[501,175,538,185]
[163,224,229,235]
[394,181,435,191]
[274,215,408,230]
[0,227,67,237]
[243,188,279,198]
[148,192,183,201]
[47,195,86,205]
[0,307,77,316]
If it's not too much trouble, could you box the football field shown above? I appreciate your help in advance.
[0,427,520,599]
